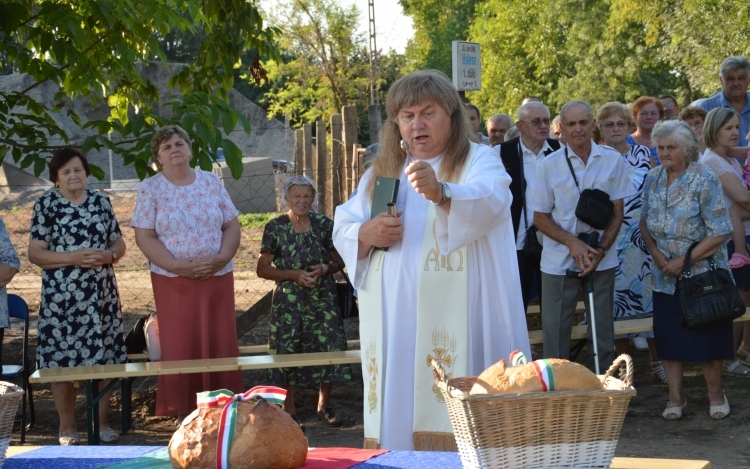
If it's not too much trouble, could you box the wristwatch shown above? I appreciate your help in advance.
[596,245,608,256]
[108,249,117,261]
[434,182,452,206]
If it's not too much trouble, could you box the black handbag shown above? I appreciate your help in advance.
[518,141,543,261]
[678,242,745,330]
[337,273,359,319]
[124,315,148,354]
[565,149,614,230]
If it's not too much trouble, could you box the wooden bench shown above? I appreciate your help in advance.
[126,340,361,361]
[31,312,750,445]
[30,350,361,445]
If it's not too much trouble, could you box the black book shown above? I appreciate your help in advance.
[370,177,399,251]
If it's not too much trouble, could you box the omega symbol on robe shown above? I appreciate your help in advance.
[426,328,457,402]
[424,220,464,272]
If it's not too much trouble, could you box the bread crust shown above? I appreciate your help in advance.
[470,358,603,394]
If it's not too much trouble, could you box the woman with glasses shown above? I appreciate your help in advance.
[627,96,665,166]
[256,176,351,429]
[596,102,665,382]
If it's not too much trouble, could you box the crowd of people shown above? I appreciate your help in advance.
[1,55,750,450]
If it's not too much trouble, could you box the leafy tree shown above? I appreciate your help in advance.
[0,0,279,179]
[467,0,678,117]
[400,0,481,76]
[261,0,371,126]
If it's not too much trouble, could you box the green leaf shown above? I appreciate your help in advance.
[221,138,243,179]
[33,156,47,176]
[198,151,213,171]
[81,136,98,154]
[89,164,106,181]
[221,109,237,135]
[130,112,145,135]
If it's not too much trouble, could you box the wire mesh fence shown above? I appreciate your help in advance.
[1,161,362,334]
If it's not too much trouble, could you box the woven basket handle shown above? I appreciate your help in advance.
[602,354,633,387]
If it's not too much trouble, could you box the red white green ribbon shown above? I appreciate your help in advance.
[531,359,556,392]
[196,386,287,469]
[509,350,527,366]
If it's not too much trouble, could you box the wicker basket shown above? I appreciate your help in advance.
[0,382,23,469]
[432,355,636,469]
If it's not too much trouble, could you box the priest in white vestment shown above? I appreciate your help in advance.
[332,70,531,451]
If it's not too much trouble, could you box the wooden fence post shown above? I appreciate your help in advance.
[294,129,303,176]
[316,120,327,217]
[330,114,343,208]
[342,106,358,200]
[303,124,313,178]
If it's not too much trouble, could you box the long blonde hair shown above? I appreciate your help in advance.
[367,70,473,198]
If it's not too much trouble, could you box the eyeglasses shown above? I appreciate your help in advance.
[519,118,551,128]
[601,121,628,129]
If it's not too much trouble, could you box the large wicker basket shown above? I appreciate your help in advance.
[0,382,23,468]
[432,355,636,469]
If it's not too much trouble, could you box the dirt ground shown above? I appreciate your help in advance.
[3,311,750,469]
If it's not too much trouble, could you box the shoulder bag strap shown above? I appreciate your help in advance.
[681,242,700,278]
[518,141,529,231]
[564,146,581,193]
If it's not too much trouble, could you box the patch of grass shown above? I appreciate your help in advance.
[238,212,278,229]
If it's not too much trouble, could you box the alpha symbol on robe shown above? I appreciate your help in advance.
[426,328,457,402]
[365,340,378,414]
[424,220,464,272]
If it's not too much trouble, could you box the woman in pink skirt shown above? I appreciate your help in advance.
[131,125,244,418]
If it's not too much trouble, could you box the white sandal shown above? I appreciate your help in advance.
[737,346,750,367]
[651,361,668,384]
[710,393,730,420]
[662,397,687,421]
[722,360,750,377]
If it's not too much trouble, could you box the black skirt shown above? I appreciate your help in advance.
[653,291,733,362]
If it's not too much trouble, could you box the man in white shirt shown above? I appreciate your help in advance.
[531,100,634,372]
[465,103,490,144]
[498,102,560,311]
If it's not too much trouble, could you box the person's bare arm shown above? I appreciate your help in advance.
[192,217,241,279]
[0,264,17,288]
[133,227,198,278]
[357,212,404,259]
[256,251,316,288]
[533,211,598,273]
[718,173,750,211]
[28,239,104,270]
[661,234,729,277]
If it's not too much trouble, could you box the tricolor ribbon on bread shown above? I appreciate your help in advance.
[196,386,287,469]
[531,359,556,391]
[509,350,527,366]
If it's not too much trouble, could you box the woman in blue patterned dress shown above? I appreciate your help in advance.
[640,120,733,421]
[596,102,665,382]
[28,148,126,445]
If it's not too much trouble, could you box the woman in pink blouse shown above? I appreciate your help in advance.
[131,125,244,418]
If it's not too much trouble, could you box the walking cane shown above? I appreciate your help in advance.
[565,232,601,374]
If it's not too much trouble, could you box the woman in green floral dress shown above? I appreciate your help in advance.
[257,176,351,428]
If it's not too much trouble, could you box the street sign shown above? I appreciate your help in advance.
[451,41,481,91]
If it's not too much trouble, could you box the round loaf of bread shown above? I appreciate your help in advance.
[168,398,308,469]
[469,358,603,394]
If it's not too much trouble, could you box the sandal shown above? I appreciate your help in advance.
[722,360,750,377]
[317,407,343,427]
[99,427,120,444]
[59,430,80,446]
[651,361,668,384]
[737,346,750,367]
[728,253,750,269]
[289,414,305,432]
[710,393,730,420]
[662,397,687,421]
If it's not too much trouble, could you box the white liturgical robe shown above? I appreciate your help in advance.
[333,144,531,450]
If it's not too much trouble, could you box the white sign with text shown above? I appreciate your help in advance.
[451,41,481,91]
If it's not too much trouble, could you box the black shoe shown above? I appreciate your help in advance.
[290,413,306,432]
[317,407,343,427]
